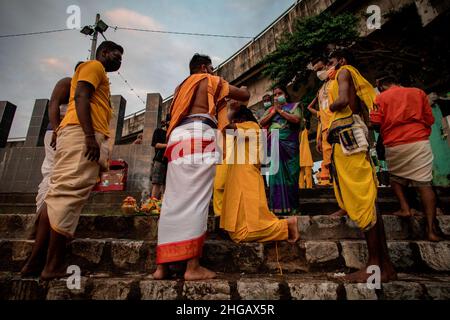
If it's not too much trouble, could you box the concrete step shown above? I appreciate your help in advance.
[1,272,449,300]
[1,239,449,275]
[2,187,448,215]
[1,213,449,241]
[0,191,142,214]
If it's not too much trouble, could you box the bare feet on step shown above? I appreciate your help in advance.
[184,266,216,281]
[287,217,300,243]
[330,209,347,217]
[152,264,169,280]
[392,209,412,218]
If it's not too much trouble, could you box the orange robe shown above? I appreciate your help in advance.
[166,73,230,138]
[299,128,313,189]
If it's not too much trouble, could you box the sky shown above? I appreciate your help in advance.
[0,0,295,139]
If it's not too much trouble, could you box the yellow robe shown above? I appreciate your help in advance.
[299,128,313,189]
[329,65,378,231]
[220,121,288,243]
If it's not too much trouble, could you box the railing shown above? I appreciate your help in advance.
[6,137,26,143]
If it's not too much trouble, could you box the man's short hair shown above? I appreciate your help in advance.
[189,53,212,74]
[376,74,398,87]
[75,61,84,72]
[96,41,124,58]
[329,48,355,65]
[310,56,327,66]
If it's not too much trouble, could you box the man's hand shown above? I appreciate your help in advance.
[50,132,57,150]
[316,138,323,154]
[84,136,100,162]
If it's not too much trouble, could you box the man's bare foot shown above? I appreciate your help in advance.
[184,266,216,281]
[20,258,44,278]
[392,209,412,218]
[330,209,347,217]
[152,264,169,280]
[427,231,442,242]
[287,217,300,243]
[342,269,371,283]
[40,269,67,281]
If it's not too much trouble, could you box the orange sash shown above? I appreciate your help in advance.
[166,73,230,139]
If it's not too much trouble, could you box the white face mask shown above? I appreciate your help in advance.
[317,70,328,81]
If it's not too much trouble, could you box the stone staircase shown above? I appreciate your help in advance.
[0,189,449,300]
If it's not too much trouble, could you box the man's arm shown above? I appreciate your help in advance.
[48,77,71,148]
[307,96,319,117]
[74,81,99,162]
[329,70,351,112]
[49,77,71,131]
[228,85,250,102]
[155,143,167,149]
[422,92,435,127]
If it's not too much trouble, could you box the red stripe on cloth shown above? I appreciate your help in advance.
[164,138,215,162]
[156,233,206,264]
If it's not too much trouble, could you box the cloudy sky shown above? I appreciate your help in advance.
[0,0,294,139]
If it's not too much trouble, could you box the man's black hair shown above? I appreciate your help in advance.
[234,105,258,124]
[310,56,327,65]
[329,48,355,65]
[376,74,398,87]
[189,53,212,74]
[75,61,84,71]
[96,41,124,59]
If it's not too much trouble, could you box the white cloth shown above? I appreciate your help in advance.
[36,130,55,212]
[157,118,217,247]
[385,140,433,182]
[339,115,369,155]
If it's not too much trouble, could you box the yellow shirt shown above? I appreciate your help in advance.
[329,65,376,126]
[59,60,112,137]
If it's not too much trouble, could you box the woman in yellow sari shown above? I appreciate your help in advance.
[220,105,299,243]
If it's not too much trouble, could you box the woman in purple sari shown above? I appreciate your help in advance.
[260,87,301,214]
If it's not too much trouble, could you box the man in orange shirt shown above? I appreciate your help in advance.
[21,41,124,280]
[371,75,440,241]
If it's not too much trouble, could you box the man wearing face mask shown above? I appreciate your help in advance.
[23,41,123,280]
[262,94,273,110]
[327,49,396,283]
[307,57,336,189]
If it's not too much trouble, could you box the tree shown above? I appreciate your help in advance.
[263,13,359,89]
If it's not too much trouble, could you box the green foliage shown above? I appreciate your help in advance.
[263,13,359,88]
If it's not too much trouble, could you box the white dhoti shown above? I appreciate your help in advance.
[36,130,55,212]
[156,115,217,264]
[385,140,433,183]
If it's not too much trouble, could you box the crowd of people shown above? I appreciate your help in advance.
[21,40,446,284]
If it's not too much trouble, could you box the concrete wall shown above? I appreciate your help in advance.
[0,93,164,193]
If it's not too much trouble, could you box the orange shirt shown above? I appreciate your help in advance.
[59,60,112,137]
[371,86,434,147]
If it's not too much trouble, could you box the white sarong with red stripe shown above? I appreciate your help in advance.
[156,114,218,264]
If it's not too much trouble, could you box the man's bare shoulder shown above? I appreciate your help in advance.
[337,68,351,81]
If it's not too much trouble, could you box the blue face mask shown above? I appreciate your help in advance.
[263,101,272,108]
[277,95,287,104]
